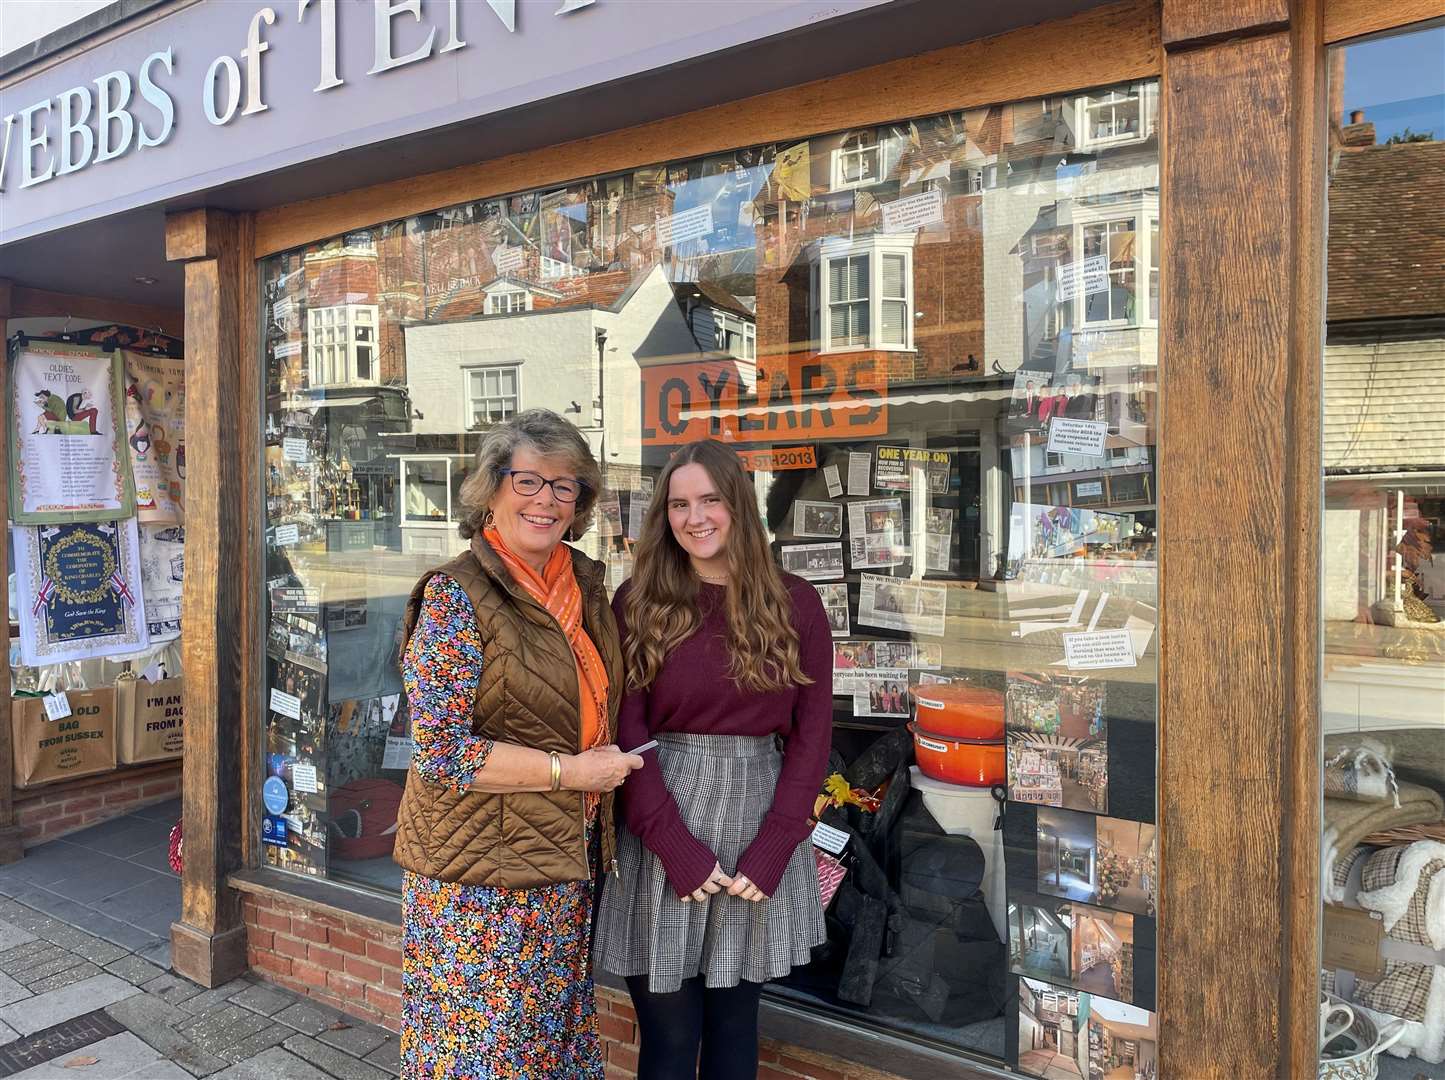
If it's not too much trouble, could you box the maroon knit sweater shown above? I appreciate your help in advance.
[612,576,834,898]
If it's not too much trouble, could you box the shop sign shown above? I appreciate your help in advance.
[641,352,889,446]
[736,446,817,472]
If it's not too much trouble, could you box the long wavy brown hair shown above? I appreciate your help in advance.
[624,440,812,694]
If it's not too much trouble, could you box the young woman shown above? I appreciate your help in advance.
[595,439,833,1080]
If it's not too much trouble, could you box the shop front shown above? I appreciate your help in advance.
[1,0,1442,1077]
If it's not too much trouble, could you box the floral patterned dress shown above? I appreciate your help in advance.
[399,574,602,1080]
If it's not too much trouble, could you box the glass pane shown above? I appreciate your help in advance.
[258,81,1162,1071]
[1319,25,1445,1072]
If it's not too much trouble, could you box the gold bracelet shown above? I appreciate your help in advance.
[549,751,562,792]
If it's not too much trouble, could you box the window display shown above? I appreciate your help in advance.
[258,81,1161,1071]
[1318,26,1445,1078]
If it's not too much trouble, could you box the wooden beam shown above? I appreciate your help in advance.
[1157,8,1326,1074]
[255,0,1161,257]
[1162,0,1289,48]
[1324,0,1445,43]
[7,285,183,339]
[167,208,257,988]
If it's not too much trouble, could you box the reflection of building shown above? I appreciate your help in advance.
[396,265,703,557]
[1321,129,1445,735]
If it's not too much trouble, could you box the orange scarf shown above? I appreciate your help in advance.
[482,526,609,757]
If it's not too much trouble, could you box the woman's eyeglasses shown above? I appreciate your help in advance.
[499,468,586,503]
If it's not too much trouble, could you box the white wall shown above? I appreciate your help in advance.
[1,0,113,58]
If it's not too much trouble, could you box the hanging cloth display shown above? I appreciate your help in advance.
[12,519,150,665]
[7,338,135,523]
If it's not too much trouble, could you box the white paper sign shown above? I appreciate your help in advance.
[811,821,851,855]
[43,692,72,722]
[269,688,302,720]
[1056,254,1109,302]
[1063,629,1138,670]
[493,245,525,275]
[283,438,309,463]
[880,188,945,233]
[272,297,294,324]
[1077,481,1104,497]
[274,340,302,359]
[291,762,319,794]
[847,452,871,496]
[1047,418,1110,457]
[141,661,165,684]
[656,205,714,247]
[274,524,300,547]
[824,464,843,498]
[382,735,414,771]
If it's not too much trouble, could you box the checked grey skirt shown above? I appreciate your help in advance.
[594,733,826,993]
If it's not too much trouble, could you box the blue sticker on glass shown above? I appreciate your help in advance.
[262,776,289,816]
[262,815,288,848]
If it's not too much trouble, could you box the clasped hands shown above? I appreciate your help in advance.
[682,862,766,904]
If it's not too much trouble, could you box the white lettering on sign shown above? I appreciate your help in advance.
[1062,629,1137,670]
[879,188,944,233]
[0,3,597,193]
[1047,418,1110,457]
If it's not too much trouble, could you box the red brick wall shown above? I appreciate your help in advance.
[241,890,404,1032]
[14,763,181,848]
[241,891,910,1079]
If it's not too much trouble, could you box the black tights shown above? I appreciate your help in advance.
[624,975,764,1080]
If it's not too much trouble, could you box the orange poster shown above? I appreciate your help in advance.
[641,351,889,446]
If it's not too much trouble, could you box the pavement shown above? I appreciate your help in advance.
[0,806,399,1079]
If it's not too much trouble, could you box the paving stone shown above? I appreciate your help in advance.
[136,939,173,970]
[283,1033,392,1080]
[0,973,141,1036]
[0,972,30,1008]
[106,954,165,986]
[177,1004,269,1056]
[274,999,349,1037]
[362,1035,399,1071]
[209,1047,335,1080]
[176,980,248,1016]
[26,961,102,995]
[0,940,62,972]
[30,924,128,966]
[105,992,231,1077]
[15,954,90,991]
[141,972,207,1008]
[120,1062,194,1079]
[316,1020,390,1060]
[8,1030,162,1079]
[229,982,295,1017]
[0,922,37,953]
[0,1017,18,1046]
[216,1024,290,1063]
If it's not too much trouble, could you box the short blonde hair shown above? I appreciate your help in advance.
[457,409,602,539]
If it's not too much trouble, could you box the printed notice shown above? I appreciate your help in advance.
[780,543,845,581]
[493,245,524,275]
[1047,418,1110,457]
[290,762,319,794]
[847,452,871,496]
[43,692,72,722]
[1063,629,1137,670]
[824,464,843,498]
[269,688,303,720]
[1056,254,1109,301]
[283,437,309,463]
[274,340,302,359]
[657,205,714,247]
[880,188,945,233]
[274,524,300,547]
[272,297,294,325]
[1077,481,1104,497]
[811,821,850,855]
[794,500,843,538]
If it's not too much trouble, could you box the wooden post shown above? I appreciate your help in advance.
[1157,0,1326,1075]
[0,280,25,866]
[165,210,259,987]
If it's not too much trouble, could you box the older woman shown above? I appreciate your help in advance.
[392,409,643,1079]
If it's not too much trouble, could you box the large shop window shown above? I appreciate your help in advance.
[259,81,1161,1073]
[1318,24,1445,1080]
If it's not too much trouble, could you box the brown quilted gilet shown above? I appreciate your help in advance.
[390,535,622,887]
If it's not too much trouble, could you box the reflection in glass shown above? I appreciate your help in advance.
[258,81,1163,1069]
